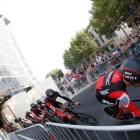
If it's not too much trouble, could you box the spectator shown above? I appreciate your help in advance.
[67,79,75,94]
[70,76,78,93]
[131,36,138,55]
[119,44,124,51]
[97,55,103,64]
[116,45,121,54]
[77,73,82,78]
[93,60,97,67]
[112,49,118,56]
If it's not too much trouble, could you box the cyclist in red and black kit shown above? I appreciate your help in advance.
[30,103,50,122]
[45,89,79,121]
[95,58,140,119]
[25,111,39,124]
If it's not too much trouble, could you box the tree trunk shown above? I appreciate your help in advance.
[119,25,129,38]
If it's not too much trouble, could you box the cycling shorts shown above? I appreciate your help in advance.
[96,93,120,109]
[54,101,62,108]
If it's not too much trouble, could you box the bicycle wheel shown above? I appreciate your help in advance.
[75,112,98,125]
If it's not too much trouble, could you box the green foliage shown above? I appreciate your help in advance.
[46,69,64,79]
[90,0,140,39]
[63,29,97,69]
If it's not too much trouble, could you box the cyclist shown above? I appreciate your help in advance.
[36,100,54,116]
[25,111,39,124]
[16,117,26,128]
[45,89,79,121]
[30,103,50,122]
[36,100,48,110]
[95,58,140,119]
[8,122,18,132]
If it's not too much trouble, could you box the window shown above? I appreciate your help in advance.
[95,39,100,46]
[87,58,91,64]
[91,32,94,38]
[99,36,104,43]
[94,29,98,33]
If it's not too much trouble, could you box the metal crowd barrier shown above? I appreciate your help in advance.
[7,124,55,140]
[45,122,140,140]
[7,122,140,140]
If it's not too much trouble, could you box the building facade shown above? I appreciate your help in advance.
[85,26,120,64]
[0,16,36,97]
[124,6,140,32]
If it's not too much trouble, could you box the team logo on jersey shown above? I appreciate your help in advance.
[50,105,55,112]
[100,89,109,95]
[119,93,130,108]
[102,99,114,106]
[124,72,132,75]
[105,71,113,85]
[121,97,128,107]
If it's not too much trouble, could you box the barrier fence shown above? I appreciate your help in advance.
[7,122,140,140]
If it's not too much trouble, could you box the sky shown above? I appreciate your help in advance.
[0,0,92,81]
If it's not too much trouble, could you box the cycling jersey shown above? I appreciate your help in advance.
[95,70,140,116]
[37,104,49,111]
[30,107,46,120]
[25,115,37,123]
[17,119,24,126]
[45,91,74,117]
[8,124,16,131]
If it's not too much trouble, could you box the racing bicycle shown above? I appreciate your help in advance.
[104,98,140,121]
[62,103,98,125]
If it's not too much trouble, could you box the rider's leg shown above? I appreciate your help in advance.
[53,101,66,120]
[58,104,68,120]
[119,102,129,114]
[60,104,67,110]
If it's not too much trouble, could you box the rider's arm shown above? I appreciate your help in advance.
[109,91,140,116]
[26,116,36,121]
[30,111,43,120]
[38,108,47,113]
[46,103,68,117]
[58,93,74,103]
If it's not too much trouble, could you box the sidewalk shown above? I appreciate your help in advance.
[57,81,95,104]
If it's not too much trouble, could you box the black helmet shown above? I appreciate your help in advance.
[26,111,30,115]
[18,117,21,120]
[119,58,140,83]
[14,119,18,123]
[30,103,37,108]
[36,100,42,104]
[45,89,56,98]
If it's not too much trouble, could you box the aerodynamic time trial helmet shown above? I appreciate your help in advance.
[119,58,140,83]
[45,89,56,98]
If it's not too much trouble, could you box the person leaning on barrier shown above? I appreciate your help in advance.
[45,89,79,121]
[95,58,140,118]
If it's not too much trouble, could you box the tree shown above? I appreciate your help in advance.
[63,49,75,69]
[63,29,97,69]
[90,0,140,39]
[46,69,64,79]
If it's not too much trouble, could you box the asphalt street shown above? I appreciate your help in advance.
[64,82,140,140]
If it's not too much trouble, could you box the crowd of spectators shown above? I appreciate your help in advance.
[59,31,140,96]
